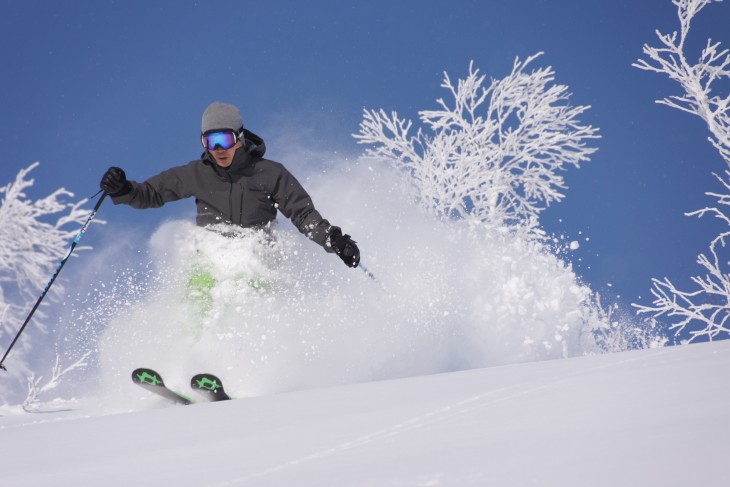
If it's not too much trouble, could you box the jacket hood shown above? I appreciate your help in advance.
[241,128,266,158]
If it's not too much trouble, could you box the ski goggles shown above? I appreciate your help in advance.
[201,130,240,151]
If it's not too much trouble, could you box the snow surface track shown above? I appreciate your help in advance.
[2,340,728,486]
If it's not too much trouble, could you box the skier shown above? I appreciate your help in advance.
[99,102,360,269]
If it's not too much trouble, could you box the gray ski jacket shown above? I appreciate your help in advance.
[112,130,336,250]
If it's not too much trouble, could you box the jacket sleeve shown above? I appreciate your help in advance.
[111,163,194,209]
[272,163,337,251]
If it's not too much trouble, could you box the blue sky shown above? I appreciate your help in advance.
[1,0,729,324]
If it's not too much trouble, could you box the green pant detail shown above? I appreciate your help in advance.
[185,263,274,318]
[186,265,217,315]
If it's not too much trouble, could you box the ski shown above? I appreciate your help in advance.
[132,368,193,405]
[191,373,231,401]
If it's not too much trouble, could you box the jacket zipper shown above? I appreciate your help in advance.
[240,190,244,225]
[227,175,234,224]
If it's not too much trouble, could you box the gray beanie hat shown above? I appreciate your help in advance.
[201,102,243,133]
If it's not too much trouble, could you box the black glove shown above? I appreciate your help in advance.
[329,228,360,268]
[100,167,132,197]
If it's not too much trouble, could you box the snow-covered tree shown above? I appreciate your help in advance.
[354,53,600,232]
[633,0,730,342]
[0,163,93,404]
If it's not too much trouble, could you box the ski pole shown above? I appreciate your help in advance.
[358,261,377,281]
[0,191,107,371]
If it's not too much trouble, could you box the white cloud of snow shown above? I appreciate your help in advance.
[47,157,621,410]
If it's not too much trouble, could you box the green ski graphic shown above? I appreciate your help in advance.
[191,373,231,401]
[135,370,163,386]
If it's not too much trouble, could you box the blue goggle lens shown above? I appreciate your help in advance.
[202,131,238,150]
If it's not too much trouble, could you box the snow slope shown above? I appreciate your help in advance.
[2,340,728,487]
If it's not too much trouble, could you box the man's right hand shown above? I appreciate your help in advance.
[100,167,132,197]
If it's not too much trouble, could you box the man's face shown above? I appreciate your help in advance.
[211,140,242,168]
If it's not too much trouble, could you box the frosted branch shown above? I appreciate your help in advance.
[22,351,91,412]
[354,54,599,231]
[633,0,730,168]
[635,173,730,341]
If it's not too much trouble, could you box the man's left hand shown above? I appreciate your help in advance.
[329,229,360,268]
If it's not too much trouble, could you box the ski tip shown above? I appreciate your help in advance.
[191,373,231,401]
[132,368,193,405]
[191,373,223,389]
[132,368,164,386]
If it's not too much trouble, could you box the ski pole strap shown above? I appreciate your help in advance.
[0,192,107,371]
